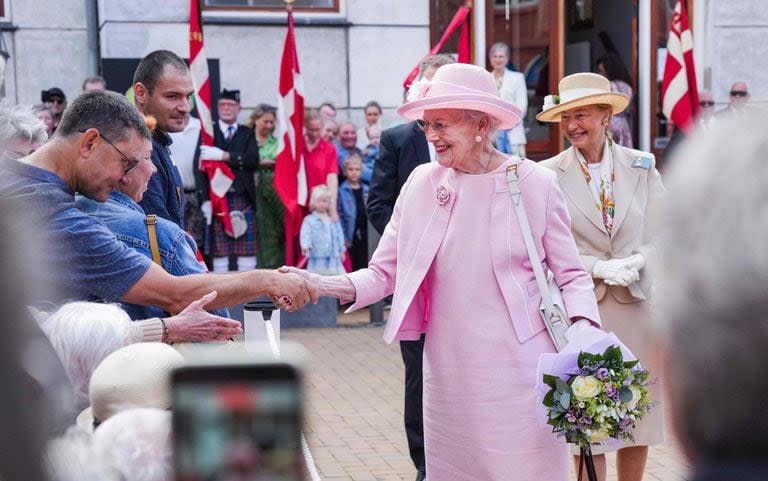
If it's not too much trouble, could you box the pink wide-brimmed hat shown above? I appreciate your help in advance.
[397,63,522,130]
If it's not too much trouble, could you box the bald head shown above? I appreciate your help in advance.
[729,81,750,108]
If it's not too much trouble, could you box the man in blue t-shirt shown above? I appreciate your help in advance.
[0,91,317,343]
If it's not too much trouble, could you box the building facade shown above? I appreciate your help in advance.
[0,0,765,158]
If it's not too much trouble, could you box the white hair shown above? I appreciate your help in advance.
[463,109,502,144]
[92,408,172,481]
[0,102,49,148]
[309,184,332,211]
[46,426,118,481]
[658,110,768,460]
[40,302,134,411]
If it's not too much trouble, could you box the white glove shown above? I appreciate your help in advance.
[564,319,598,344]
[200,201,212,226]
[623,253,646,271]
[199,145,226,161]
[593,259,639,287]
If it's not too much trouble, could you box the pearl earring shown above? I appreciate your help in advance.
[475,135,482,143]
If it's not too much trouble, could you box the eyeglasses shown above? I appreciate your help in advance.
[49,98,66,105]
[416,119,452,135]
[79,129,139,175]
[730,91,749,97]
[699,101,715,107]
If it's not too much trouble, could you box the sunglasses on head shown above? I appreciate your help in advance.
[699,101,715,107]
[730,91,748,97]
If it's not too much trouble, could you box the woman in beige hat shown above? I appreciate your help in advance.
[538,72,665,481]
[280,63,601,480]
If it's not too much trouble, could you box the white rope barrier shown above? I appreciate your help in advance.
[263,318,323,481]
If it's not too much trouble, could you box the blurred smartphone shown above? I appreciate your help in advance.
[172,363,304,481]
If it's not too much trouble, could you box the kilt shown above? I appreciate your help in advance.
[212,192,259,257]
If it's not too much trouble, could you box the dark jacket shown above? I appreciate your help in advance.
[139,130,186,229]
[366,121,430,235]
[196,123,259,207]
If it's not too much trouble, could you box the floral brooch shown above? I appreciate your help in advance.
[435,185,451,206]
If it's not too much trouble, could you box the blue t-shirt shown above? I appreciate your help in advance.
[0,156,152,305]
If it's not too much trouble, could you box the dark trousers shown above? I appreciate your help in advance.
[400,334,425,472]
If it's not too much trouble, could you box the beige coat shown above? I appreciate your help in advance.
[539,143,664,304]
[541,143,667,449]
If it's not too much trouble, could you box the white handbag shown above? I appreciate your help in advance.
[506,163,572,351]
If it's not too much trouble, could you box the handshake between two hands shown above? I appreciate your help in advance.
[592,254,645,287]
[270,266,322,312]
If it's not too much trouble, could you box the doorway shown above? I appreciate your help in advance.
[485,0,638,159]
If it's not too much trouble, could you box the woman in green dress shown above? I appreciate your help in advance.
[248,104,285,268]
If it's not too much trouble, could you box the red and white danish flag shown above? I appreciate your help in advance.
[274,3,307,266]
[661,0,700,134]
[189,0,236,235]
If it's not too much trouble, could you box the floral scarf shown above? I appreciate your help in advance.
[575,139,615,235]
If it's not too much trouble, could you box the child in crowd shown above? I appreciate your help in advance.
[337,154,369,271]
[361,124,381,184]
[300,185,346,274]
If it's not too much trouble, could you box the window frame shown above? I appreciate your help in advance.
[202,0,340,14]
[0,0,9,22]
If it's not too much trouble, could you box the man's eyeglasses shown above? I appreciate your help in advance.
[416,119,451,135]
[49,97,66,105]
[730,91,749,97]
[79,129,139,175]
[699,101,715,107]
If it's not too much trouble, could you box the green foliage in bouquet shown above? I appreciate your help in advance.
[542,345,654,447]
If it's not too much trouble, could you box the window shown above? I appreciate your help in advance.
[203,0,338,12]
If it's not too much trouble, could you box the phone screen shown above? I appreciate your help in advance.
[173,364,304,481]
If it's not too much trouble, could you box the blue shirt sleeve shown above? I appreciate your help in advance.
[53,210,153,302]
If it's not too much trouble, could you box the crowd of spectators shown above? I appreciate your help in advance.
[4,43,766,481]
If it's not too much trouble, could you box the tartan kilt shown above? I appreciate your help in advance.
[212,192,259,257]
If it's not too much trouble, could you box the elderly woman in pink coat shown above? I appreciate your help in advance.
[279,63,600,480]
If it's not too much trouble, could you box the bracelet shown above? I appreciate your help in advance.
[160,318,169,344]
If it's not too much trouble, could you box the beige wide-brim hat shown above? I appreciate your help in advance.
[397,63,523,130]
[77,342,184,431]
[536,72,630,123]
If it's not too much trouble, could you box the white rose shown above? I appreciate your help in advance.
[571,375,601,400]
[589,429,611,444]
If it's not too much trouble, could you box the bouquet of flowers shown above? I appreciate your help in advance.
[536,327,655,481]
[542,345,653,446]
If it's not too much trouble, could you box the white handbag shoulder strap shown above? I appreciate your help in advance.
[505,163,556,314]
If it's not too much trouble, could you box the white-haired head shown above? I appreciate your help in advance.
[92,408,172,481]
[46,426,118,481]
[658,110,768,461]
[0,102,49,157]
[40,302,134,410]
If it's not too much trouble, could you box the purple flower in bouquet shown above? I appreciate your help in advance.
[566,412,577,423]
[595,368,609,380]
[579,416,593,426]
[619,417,634,432]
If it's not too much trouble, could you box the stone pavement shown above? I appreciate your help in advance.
[282,309,690,481]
